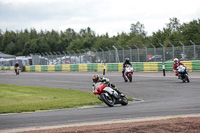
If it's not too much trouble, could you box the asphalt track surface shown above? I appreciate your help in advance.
[0,71,200,132]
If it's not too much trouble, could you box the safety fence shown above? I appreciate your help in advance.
[29,43,200,65]
[1,61,200,72]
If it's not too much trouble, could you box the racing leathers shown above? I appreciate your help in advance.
[173,61,186,77]
[14,63,20,73]
[122,61,132,77]
[92,77,122,95]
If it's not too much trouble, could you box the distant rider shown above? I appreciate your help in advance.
[173,58,186,78]
[14,62,20,73]
[122,58,132,77]
[92,75,123,96]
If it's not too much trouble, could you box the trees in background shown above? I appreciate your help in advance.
[0,18,199,56]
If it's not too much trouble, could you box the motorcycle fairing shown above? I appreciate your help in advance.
[103,87,118,98]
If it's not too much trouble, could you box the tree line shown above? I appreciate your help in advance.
[0,18,200,56]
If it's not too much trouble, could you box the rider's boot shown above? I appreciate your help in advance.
[114,88,124,97]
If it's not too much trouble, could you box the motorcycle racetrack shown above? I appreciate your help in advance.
[0,71,200,132]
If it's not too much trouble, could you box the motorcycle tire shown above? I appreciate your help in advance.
[128,74,132,82]
[185,74,190,83]
[120,97,128,106]
[123,74,128,82]
[100,92,115,107]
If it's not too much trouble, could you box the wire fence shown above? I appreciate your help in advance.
[31,43,200,65]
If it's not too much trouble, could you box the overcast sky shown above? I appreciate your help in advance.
[0,0,200,36]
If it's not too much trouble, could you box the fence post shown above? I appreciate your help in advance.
[66,50,71,64]
[126,45,132,62]
[134,45,140,62]
[142,44,148,62]
[93,48,98,63]
[112,45,120,63]
[82,49,86,54]
[87,48,92,63]
[44,52,49,65]
[169,42,174,60]
[189,40,196,60]
[120,45,125,62]
[62,51,67,64]
[150,43,156,62]
[99,48,104,63]
[159,43,165,62]
[57,51,62,64]
[106,47,111,63]
[179,41,185,61]
[53,52,58,64]
[71,50,76,64]
[77,50,81,64]
[49,52,53,65]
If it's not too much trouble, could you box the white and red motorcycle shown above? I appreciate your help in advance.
[123,65,134,82]
[93,82,128,107]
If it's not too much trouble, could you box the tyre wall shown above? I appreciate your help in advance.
[1,61,200,72]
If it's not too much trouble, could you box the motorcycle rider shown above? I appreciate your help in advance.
[173,58,186,78]
[122,58,132,77]
[92,74,124,96]
[14,62,20,73]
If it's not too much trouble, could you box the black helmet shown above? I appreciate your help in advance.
[92,75,100,83]
[125,58,130,62]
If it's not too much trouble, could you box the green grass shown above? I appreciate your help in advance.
[0,84,102,114]
[168,117,183,120]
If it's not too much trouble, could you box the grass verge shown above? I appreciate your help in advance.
[0,84,133,114]
[0,84,101,114]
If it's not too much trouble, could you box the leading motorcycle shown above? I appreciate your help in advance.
[177,65,189,83]
[15,67,20,75]
[123,65,133,82]
[93,82,128,107]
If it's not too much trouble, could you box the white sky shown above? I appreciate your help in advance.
[0,0,200,36]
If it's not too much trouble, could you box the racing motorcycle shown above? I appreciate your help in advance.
[15,67,20,75]
[123,65,133,82]
[93,82,128,107]
[177,65,189,83]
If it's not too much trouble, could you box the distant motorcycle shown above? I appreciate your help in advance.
[177,65,189,83]
[93,82,128,107]
[15,67,20,75]
[123,65,133,82]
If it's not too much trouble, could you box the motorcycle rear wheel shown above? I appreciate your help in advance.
[100,92,115,107]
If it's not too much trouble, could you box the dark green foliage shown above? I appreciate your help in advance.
[0,18,200,56]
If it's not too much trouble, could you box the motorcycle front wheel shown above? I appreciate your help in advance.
[120,97,128,106]
[128,74,132,82]
[100,92,115,107]
[185,74,190,83]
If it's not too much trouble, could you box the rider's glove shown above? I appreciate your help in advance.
[102,77,109,82]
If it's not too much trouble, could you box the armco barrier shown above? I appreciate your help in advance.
[1,61,200,72]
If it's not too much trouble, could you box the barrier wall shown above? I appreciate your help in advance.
[1,61,200,72]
